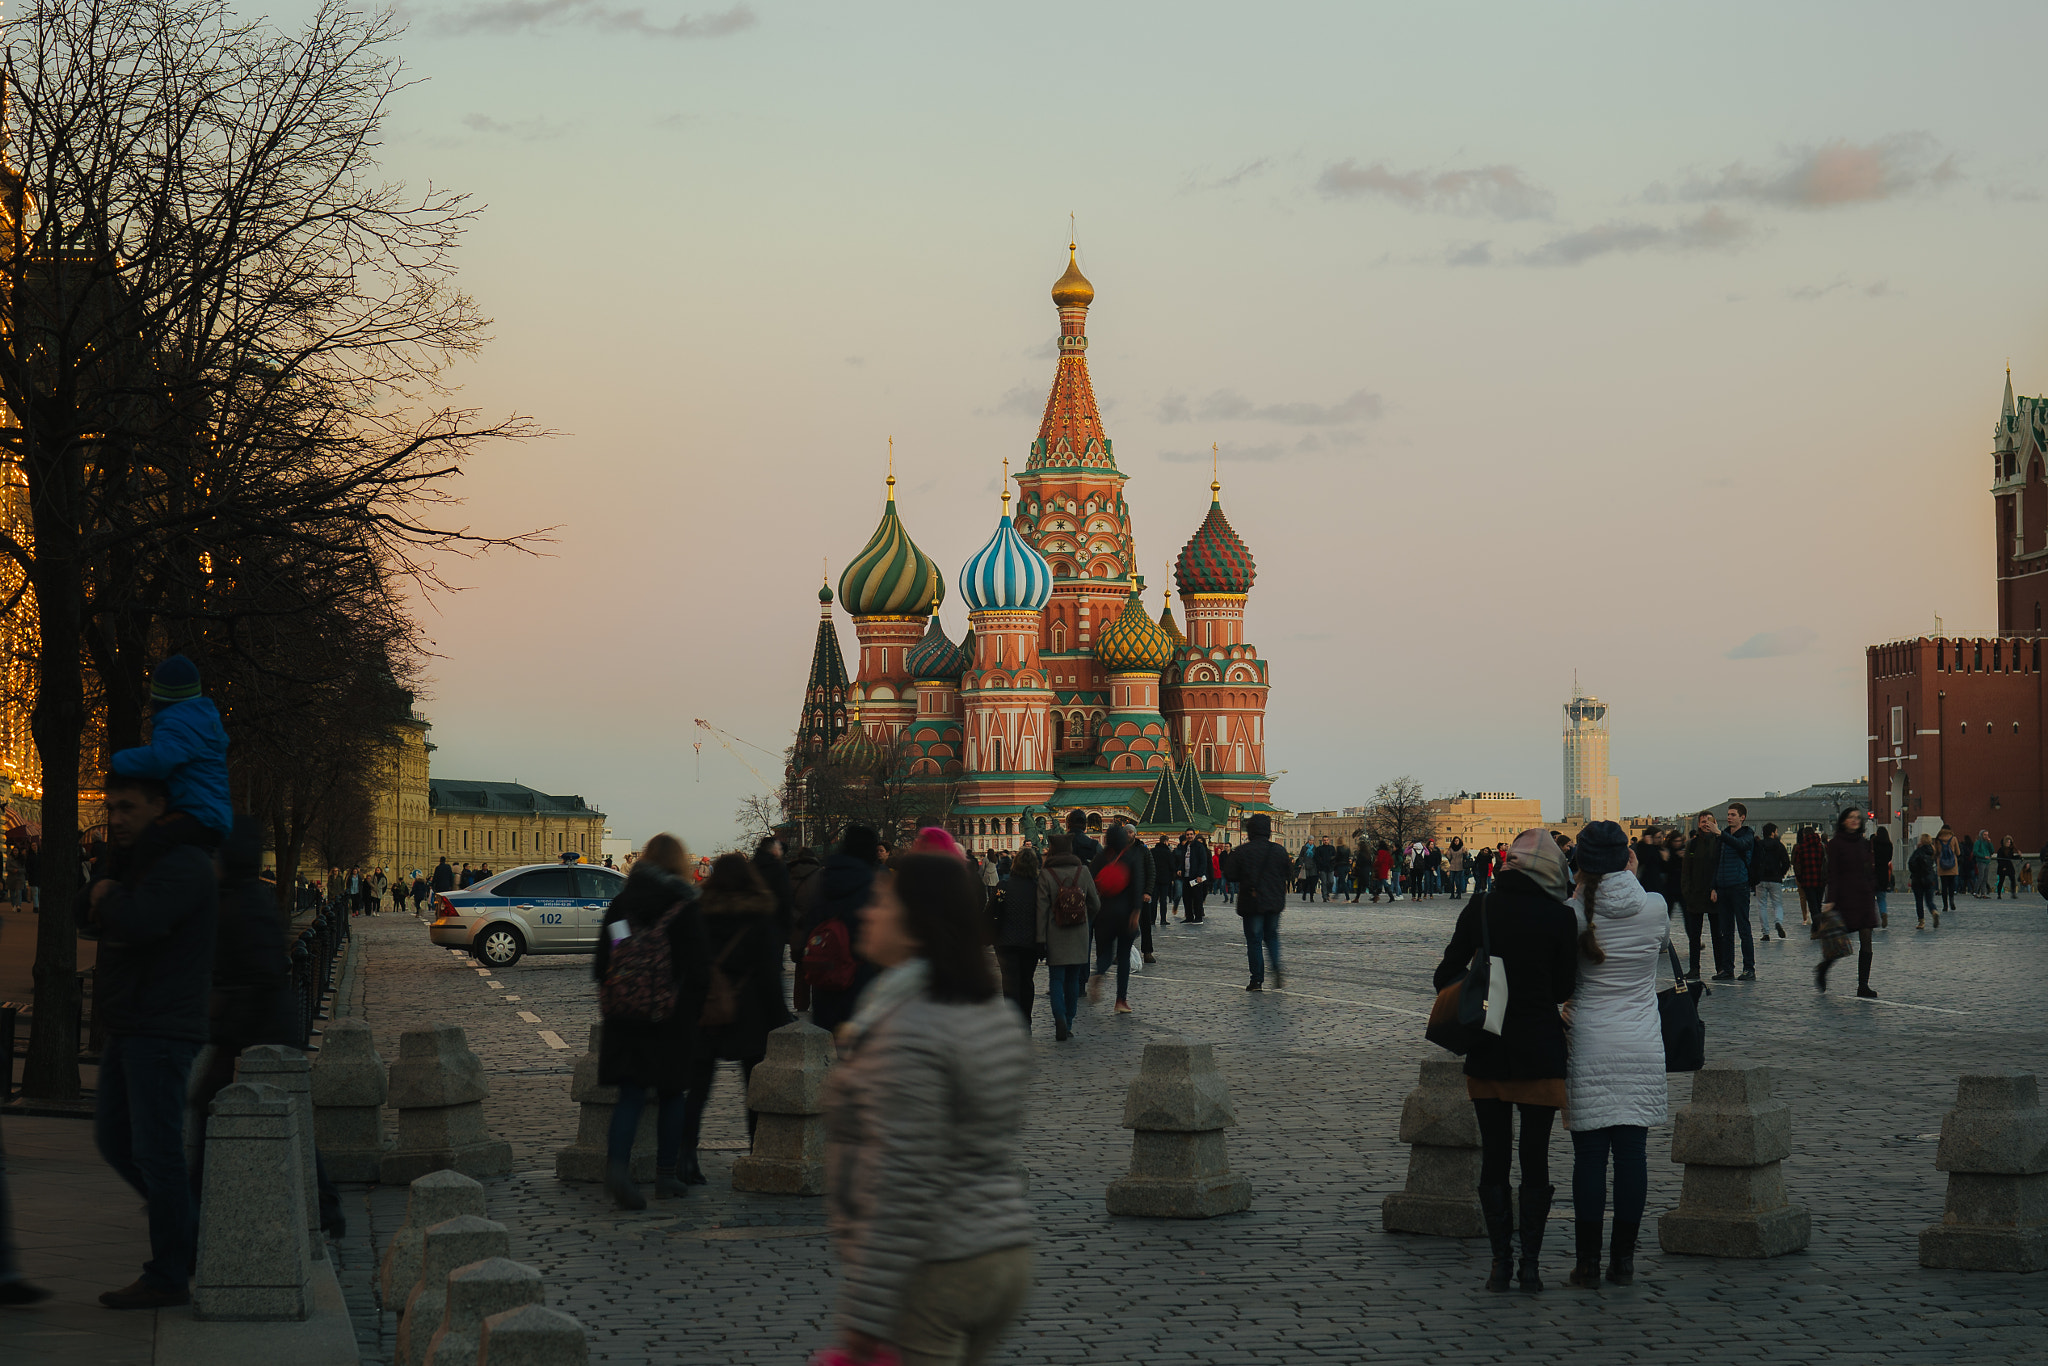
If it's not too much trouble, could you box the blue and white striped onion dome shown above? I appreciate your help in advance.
[960,513,1052,613]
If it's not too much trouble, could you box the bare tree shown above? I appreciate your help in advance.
[1363,775,1436,853]
[0,0,536,1100]
[733,791,783,847]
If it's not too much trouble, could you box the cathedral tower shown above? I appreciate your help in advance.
[1170,474,1270,805]
[838,467,942,746]
[791,580,850,769]
[957,482,1056,820]
[1091,579,1175,774]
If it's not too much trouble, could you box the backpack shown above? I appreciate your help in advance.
[801,916,857,991]
[1051,868,1090,928]
[698,929,749,1028]
[598,903,684,1023]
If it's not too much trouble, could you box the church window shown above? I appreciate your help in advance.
[1890,707,1904,744]
[992,737,1003,770]
[1202,743,1214,770]
[1051,712,1065,749]
[1052,624,1065,652]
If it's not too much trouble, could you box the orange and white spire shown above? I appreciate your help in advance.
[1031,240,1111,469]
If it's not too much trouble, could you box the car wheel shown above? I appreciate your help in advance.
[475,924,524,967]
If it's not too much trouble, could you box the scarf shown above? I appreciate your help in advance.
[838,958,930,1057]
[1504,828,1572,902]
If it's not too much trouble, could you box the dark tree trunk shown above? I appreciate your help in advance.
[22,500,83,1101]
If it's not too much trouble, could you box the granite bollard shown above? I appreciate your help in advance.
[1381,1057,1485,1237]
[311,1017,390,1181]
[554,1024,654,1183]
[382,1024,514,1184]
[380,1168,488,1309]
[423,1258,545,1366]
[732,1021,833,1195]
[479,1303,591,1366]
[192,1082,315,1321]
[1105,1041,1252,1218]
[235,1044,323,1259]
[1919,1072,2048,1272]
[395,1215,512,1366]
[1658,1063,1810,1258]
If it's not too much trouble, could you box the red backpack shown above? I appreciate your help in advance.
[801,917,857,991]
[599,903,684,1022]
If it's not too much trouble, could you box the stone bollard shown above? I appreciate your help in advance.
[1658,1063,1810,1258]
[1918,1072,2048,1272]
[234,1044,323,1260]
[381,1168,488,1309]
[192,1082,314,1321]
[732,1021,833,1195]
[395,1215,512,1366]
[311,1017,390,1181]
[480,1303,590,1366]
[1105,1041,1252,1218]
[382,1024,514,1184]
[423,1258,544,1366]
[554,1024,654,1183]
[1380,1057,1485,1237]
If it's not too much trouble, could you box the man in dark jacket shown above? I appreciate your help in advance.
[1151,836,1180,919]
[431,856,455,894]
[752,836,796,947]
[1751,823,1791,941]
[799,825,882,1033]
[1680,812,1719,981]
[87,772,219,1309]
[1710,802,1758,981]
[1224,813,1292,990]
[1065,810,1100,864]
[1181,831,1213,924]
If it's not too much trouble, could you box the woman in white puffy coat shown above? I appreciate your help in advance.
[1563,821,1670,1290]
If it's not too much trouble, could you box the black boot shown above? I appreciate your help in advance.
[1517,1184,1554,1292]
[682,1151,708,1186]
[1478,1185,1514,1292]
[605,1160,646,1211]
[1567,1220,1603,1288]
[1606,1220,1639,1285]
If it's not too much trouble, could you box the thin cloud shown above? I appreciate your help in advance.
[1184,158,1274,194]
[431,0,756,38]
[1444,240,1493,267]
[1160,441,1290,464]
[1726,626,1817,660]
[1664,133,1959,209]
[461,112,571,141]
[1157,387,1383,426]
[980,384,1043,419]
[1789,277,1849,302]
[1317,159,1554,220]
[1523,208,1749,266]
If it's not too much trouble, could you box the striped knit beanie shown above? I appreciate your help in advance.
[150,654,202,706]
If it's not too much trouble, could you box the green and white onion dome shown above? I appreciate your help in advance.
[839,483,944,616]
[828,719,885,773]
[960,509,1052,613]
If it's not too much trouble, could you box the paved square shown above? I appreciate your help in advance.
[334,890,2048,1365]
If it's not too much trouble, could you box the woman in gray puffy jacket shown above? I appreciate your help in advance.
[824,854,1033,1365]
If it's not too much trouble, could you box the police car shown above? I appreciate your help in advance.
[428,860,627,967]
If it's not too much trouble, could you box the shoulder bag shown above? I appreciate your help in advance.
[1425,894,1507,1054]
[1657,940,1706,1072]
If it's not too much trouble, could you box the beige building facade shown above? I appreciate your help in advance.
[428,778,607,872]
[365,711,435,879]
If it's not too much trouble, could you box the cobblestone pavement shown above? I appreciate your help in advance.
[336,890,2048,1365]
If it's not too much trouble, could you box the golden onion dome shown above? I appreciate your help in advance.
[1095,582,1175,673]
[1051,244,1094,308]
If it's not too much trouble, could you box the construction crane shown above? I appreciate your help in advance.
[693,718,783,795]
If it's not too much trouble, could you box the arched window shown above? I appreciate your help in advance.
[1052,624,1066,653]
[1051,712,1066,749]
[992,737,1003,770]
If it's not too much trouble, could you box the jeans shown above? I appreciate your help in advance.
[1241,912,1281,983]
[1914,885,1937,920]
[1092,915,1135,1002]
[995,946,1038,1028]
[1571,1124,1649,1225]
[1473,1098,1554,1189]
[679,1057,758,1161]
[1875,888,1889,921]
[95,1033,202,1292]
[1047,964,1086,1024]
[1317,870,1334,900]
[1452,870,1470,897]
[1709,883,1753,973]
[610,1083,689,1170]
[1754,881,1783,934]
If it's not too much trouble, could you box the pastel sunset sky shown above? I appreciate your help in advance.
[337,1,2048,844]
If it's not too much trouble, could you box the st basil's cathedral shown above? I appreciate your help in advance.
[789,248,1275,850]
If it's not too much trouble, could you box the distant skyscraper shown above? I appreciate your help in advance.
[1563,690,1620,822]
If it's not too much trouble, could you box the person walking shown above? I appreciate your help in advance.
[1817,809,1881,998]
[1908,833,1940,928]
[1934,826,1962,915]
[1561,822,1667,1290]
[752,835,797,952]
[802,825,885,1035]
[592,833,710,1208]
[1036,835,1098,1041]
[410,871,429,915]
[992,846,1043,1031]
[1334,839,1354,900]
[1313,837,1337,902]
[1792,825,1827,927]
[1709,803,1757,982]
[1870,825,1895,928]
[86,772,220,1309]
[1752,824,1791,941]
[1225,813,1291,991]
[1152,836,1181,921]
[1293,841,1317,903]
[1969,830,1994,898]
[1446,838,1471,899]
[1372,844,1395,903]
[823,854,1032,1366]
[1432,829,1579,1293]
[1180,830,1213,924]
[1995,836,2019,900]
[371,867,389,917]
[1086,823,1147,1014]
[1679,812,1718,981]
[682,853,792,1187]
[431,855,455,895]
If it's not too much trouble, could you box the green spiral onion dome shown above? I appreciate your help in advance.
[1174,483,1256,596]
[1095,582,1177,673]
[905,615,971,681]
[839,480,944,616]
[828,716,885,774]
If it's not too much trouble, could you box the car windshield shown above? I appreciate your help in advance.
[495,868,577,899]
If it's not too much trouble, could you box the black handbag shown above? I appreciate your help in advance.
[1657,940,1706,1072]
[1425,895,1494,1056]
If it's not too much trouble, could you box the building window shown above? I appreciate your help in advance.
[437,830,443,850]
[1202,743,1215,769]
[462,830,469,850]
[992,737,1003,770]
[1051,712,1065,749]
[1052,624,1066,653]
[1974,644,1983,671]
[486,831,493,851]
[1890,706,1904,745]
[1960,721,1968,734]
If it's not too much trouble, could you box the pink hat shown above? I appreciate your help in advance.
[909,827,965,860]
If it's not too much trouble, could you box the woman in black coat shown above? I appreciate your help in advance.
[592,834,709,1208]
[680,853,794,1185]
[1432,828,1579,1294]
[801,825,883,1034]
[992,845,1044,1031]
